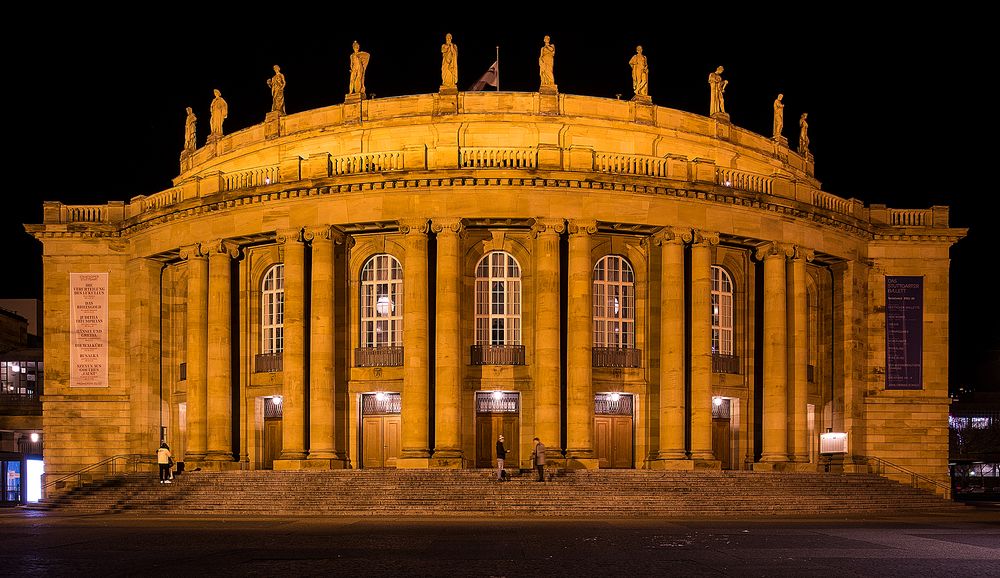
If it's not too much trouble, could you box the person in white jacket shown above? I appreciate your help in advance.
[156,442,173,484]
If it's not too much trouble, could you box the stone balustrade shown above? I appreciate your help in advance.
[331,151,403,175]
[716,167,772,195]
[812,190,860,217]
[460,147,537,169]
[222,166,279,192]
[888,209,929,227]
[593,152,667,177]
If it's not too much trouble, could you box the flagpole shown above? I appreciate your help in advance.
[496,46,500,91]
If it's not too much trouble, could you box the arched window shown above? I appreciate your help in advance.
[261,264,284,354]
[475,251,521,345]
[711,265,734,355]
[360,254,403,348]
[593,255,635,348]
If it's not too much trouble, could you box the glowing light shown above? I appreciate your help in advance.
[272,396,283,406]
[376,296,392,316]
[30,433,39,443]
[492,390,504,400]
[609,392,621,402]
[375,391,387,402]
[10,363,20,373]
[712,396,723,407]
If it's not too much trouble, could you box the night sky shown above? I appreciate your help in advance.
[7,12,994,392]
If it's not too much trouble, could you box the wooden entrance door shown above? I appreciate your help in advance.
[475,414,519,469]
[595,415,633,468]
[362,415,401,468]
[263,418,282,470]
[712,417,732,469]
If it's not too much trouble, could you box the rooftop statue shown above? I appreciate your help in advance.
[773,94,784,140]
[209,89,228,138]
[709,66,727,116]
[629,46,648,98]
[799,113,810,154]
[441,33,458,89]
[183,107,197,152]
[539,35,555,87]
[268,65,286,115]
[349,41,370,95]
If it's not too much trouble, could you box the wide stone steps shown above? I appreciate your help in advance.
[38,469,965,518]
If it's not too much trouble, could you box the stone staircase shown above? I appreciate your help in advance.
[34,469,967,518]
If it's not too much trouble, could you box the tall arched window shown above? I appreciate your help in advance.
[475,251,521,345]
[711,265,734,355]
[261,264,284,354]
[360,254,403,348]
[593,255,635,348]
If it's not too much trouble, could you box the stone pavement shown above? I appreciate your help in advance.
[1,507,998,576]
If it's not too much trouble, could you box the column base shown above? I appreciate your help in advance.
[396,457,433,469]
[649,459,695,471]
[429,456,464,469]
[273,459,311,471]
[564,457,600,470]
[296,459,348,470]
[690,451,715,461]
[790,454,811,463]
[204,452,234,462]
[758,453,789,463]
[779,462,818,472]
[693,459,722,471]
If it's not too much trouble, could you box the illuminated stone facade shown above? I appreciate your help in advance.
[28,89,965,492]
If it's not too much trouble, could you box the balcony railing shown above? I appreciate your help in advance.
[592,347,642,368]
[712,353,740,374]
[254,352,283,373]
[471,345,526,366]
[355,346,404,367]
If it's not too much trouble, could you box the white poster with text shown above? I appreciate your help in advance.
[70,272,109,387]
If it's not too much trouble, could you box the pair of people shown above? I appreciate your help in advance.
[495,436,546,482]
[157,442,174,484]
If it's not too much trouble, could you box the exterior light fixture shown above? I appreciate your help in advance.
[713,396,723,407]
[272,395,283,406]
[609,392,621,402]
[492,390,504,400]
[30,432,40,443]
[375,391,387,402]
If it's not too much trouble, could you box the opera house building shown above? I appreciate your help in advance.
[27,45,964,494]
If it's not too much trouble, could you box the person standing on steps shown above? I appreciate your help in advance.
[157,442,173,484]
[530,437,546,482]
[496,435,508,481]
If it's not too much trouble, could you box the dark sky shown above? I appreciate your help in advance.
[6,12,994,391]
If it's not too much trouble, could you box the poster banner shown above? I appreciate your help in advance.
[70,272,109,388]
[885,276,923,390]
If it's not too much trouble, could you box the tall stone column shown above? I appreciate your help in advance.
[307,226,346,466]
[398,218,431,467]
[206,240,238,462]
[789,247,813,463]
[532,218,564,458]
[653,228,689,464]
[758,241,792,464]
[432,218,465,466]
[566,220,598,468]
[181,244,208,462]
[690,230,719,463]
[275,228,308,466]
[832,260,865,469]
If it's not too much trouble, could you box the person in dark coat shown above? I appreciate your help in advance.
[496,435,508,481]
[530,437,546,482]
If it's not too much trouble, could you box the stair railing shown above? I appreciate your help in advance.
[41,454,156,495]
[862,455,951,500]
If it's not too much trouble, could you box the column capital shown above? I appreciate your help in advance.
[531,217,565,237]
[204,238,240,259]
[754,240,794,262]
[792,245,815,262]
[690,229,720,247]
[567,219,598,236]
[276,227,304,244]
[179,243,206,260]
[398,218,429,235]
[650,226,691,247]
[431,218,466,237]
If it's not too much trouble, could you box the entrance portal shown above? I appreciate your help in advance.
[594,393,634,468]
[475,391,520,469]
[711,397,735,470]
[262,396,283,470]
[360,392,401,468]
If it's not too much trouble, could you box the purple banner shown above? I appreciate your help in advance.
[885,276,923,390]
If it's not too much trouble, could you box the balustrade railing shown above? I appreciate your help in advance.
[254,352,283,373]
[354,346,404,367]
[63,205,107,223]
[141,188,182,212]
[888,209,929,226]
[460,147,537,169]
[471,344,526,366]
[593,152,667,177]
[222,166,278,192]
[716,167,772,194]
[331,151,403,175]
[592,347,642,368]
[712,353,740,374]
[812,190,856,216]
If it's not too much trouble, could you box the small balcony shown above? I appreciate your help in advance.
[712,353,740,374]
[254,352,284,373]
[592,347,642,368]
[471,344,525,366]
[355,346,404,368]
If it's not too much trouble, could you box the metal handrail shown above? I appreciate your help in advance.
[863,455,952,500]
[41,453,154,492]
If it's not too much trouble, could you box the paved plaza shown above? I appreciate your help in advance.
[1,506,998,576]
